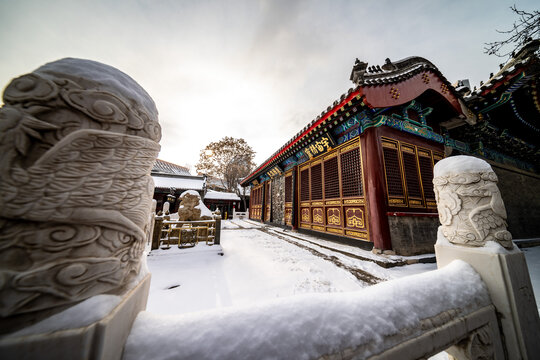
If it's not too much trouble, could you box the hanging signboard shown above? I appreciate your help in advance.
[266,165,283,178]
[301,133,336,159]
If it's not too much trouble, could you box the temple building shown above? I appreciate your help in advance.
[152,159,206,212]
[240,40,540,255]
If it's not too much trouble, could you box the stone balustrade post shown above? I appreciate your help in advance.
[214,214,222,245]
[0,58,160,359]
[151,216,164,250]
[433,156,540,359]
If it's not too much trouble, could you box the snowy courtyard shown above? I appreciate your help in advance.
[145,219,540,317]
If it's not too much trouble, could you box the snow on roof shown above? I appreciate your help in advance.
[152,175,204,190]
[204,190,241,201]
[180,189,201,198]
[152,159,191,176]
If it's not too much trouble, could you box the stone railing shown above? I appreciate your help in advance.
[150,212,222,250]
[233,209,248,219]
[1,60,538,360]
[124,156,540,360]
[124,260,502,359]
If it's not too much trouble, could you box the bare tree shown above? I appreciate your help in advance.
[484,5,539,58]
[196,137,256,210]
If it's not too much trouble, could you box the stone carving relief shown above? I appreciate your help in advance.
[447,325,495,360]
[0,58,161,324]
[433,156,513,249]
[177,190,212,221]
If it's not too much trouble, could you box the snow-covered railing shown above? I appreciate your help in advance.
[233,210,248,219]
[124,261,500,359]
[151,216,222,249]
[125,156,540,360]
[1,56,537,360]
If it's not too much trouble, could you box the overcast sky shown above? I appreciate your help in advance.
[0,0,537,171]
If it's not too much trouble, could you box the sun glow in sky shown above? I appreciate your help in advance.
[1,0,537,171]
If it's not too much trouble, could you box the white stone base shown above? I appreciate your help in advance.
[0,274,151,360]
[435,241,540,359]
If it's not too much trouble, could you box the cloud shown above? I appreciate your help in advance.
[1,0,537,168]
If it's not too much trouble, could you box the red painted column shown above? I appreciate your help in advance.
[362,127,392,250]
[291,166,298,230]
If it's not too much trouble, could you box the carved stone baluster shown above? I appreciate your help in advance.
[434,155,540,359]
[0,58,161,359]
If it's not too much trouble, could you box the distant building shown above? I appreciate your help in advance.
[203,190,241,219]
[241,40,539,255]
[152,159,206,212]
[202,175,251,212]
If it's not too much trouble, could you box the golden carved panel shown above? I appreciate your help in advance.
[301,208,310,223]
[401,145,415,154]
[341,141,359,153]
[346,208,365,229]
[343,198,365,205]
[285,208,292,225]
[324,152,338,160]
[312,208,324,224]
[312,225,325,231]
[418,149,430,158]
[346,230,369,240]
[327,228,343,235]
[325,200,341,205]
[382,140,397,149]
[326,208,341,226]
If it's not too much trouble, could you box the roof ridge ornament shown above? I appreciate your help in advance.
[349,58,368,85]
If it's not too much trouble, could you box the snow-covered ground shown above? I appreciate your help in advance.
[134,219,540,359]
[146,219,540,316]
[145,219,439,316]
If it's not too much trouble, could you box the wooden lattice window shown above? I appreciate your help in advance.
[418,155,435,200]
[324,156,340,199]
[285,175,292,203]
[300,168,310,202]
[402,151,422,198]
[383,147,404,197]
[310,163,323,200]
[340,148,363,198]
[433,153,444,166]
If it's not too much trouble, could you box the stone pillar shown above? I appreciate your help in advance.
[433,156,540,359]
[214,214,222,245]
[0,58,161,359]
[162,201,170,214]
[151,216,164,250]
[146,199,157,245]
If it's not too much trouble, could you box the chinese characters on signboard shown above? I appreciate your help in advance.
[266,165,282,178]
[302,134,336,159]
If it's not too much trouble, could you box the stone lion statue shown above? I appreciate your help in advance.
[177,190,213,221]
[0,58,161,329]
